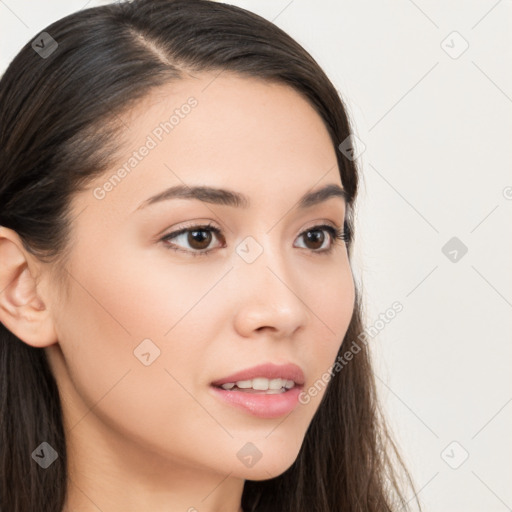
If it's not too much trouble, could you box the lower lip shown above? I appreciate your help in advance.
[209,385,302,419]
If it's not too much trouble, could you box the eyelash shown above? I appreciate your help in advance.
[160,221,351,257]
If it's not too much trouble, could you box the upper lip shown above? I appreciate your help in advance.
[211,362,305,387]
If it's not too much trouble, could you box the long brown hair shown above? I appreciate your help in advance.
[0,1,421,510]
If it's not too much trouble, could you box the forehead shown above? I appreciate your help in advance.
[76,71,342,217]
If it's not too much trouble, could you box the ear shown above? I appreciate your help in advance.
[0,226,58,347]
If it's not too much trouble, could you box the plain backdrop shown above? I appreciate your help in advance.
[1,1,511,511]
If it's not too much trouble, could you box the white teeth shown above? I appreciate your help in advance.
[268,378,285,390]
[219,378,296,391]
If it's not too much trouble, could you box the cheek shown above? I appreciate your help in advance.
[297,261,355,400]
[306,254,355,332]
[54,255,231,467]
[65,238,223,340]
[57,246,220,397]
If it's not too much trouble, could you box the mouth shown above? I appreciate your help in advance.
[209,363,306,418]
[211,377,299,394]
[210,362,305,389]
[209,383,303,419]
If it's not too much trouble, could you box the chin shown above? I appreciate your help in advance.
[234,447,301,481]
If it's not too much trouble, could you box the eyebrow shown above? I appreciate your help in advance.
[134,182,348,212]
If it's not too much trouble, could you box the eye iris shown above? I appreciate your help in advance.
[305,229,325,250]
[189,229,212,250]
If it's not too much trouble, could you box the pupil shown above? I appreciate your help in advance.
[306,230,324,249]
[189,230,211,249]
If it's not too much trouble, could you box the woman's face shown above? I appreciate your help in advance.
[45,72,355,483]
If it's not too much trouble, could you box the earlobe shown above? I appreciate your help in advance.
[0,227,58,348]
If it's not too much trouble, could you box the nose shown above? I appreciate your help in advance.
[231,236,310,339]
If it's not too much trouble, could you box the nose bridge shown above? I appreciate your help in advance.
[231,231,309,335]
[235,231,290,290]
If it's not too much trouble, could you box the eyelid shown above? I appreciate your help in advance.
[161,221,224,241]
[161,217,344,235]
[301,219,341,231]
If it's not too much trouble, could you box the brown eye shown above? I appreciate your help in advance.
[160,223,224,256]
[187,229,213,250]
[303,229,326,250]
[294,224,348,254]
[161,222,346,257]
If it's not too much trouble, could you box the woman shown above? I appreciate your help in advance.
[0,0,421,510]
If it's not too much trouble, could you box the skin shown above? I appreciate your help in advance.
[0,72,355,511]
